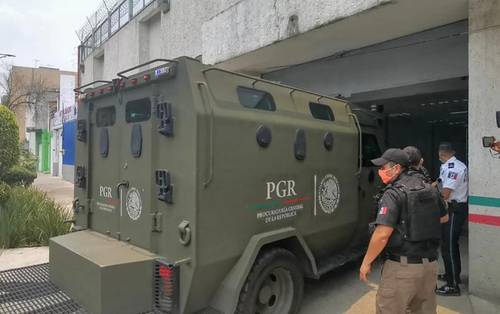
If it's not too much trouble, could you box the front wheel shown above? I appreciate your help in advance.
[236,248,304,314]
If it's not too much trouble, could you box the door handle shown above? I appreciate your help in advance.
[116,180,129,194]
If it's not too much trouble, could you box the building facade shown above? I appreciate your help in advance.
[78,0,500,310]
[9,66,77,181]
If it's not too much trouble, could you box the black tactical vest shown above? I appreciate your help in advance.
[391,176,442,242]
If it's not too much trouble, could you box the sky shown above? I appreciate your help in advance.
[0,0,103,71]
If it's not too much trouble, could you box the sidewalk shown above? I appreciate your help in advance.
[33,172,74,211]
[0,173,74,271]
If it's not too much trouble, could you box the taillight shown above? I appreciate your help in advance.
[153,260,179,313]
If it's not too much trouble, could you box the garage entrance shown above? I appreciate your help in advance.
[354,87,468,178]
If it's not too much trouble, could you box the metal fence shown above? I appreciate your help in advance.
[77,0,155,61]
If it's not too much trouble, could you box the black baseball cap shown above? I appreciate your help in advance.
[403,146,422,166]
[371,148,410,167]
[438,142,454,152]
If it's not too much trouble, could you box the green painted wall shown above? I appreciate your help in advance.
[41,129,51,173]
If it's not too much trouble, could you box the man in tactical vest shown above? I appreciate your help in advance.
[404,146,432,183]
[360,148,448,314]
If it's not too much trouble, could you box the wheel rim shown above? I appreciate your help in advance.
[255,267,294,314]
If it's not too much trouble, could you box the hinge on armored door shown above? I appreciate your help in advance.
[155,170,173,203]
[151,212,162,232]
[75,166,86,189]
[77,119,87,142]
[156,102,174,136]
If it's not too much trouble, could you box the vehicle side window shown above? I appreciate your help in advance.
[96,106,116,127]
[309,102,335,121]
[126,98,151,123]
[236,86,276,111]
[362,133,382,167]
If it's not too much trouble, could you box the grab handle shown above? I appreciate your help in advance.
[74,80,112,94]
[196,82,215,188]
[117,59,178,79]
[349,113,363,177]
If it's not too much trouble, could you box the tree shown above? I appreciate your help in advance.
[0,106,20,174]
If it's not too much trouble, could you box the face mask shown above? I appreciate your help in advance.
[378,165,398,184]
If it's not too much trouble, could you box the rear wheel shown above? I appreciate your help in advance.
[236,248,304,314]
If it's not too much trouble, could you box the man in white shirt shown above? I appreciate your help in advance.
[435,142,468,296]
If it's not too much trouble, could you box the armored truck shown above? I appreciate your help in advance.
[50,57,381,314]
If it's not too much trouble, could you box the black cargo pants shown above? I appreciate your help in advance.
[440,202,468,286]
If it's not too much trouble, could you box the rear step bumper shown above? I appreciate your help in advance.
[50,230,156,314]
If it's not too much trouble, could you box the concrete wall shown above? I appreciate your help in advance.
[202,0,387,65]
[468,0,500,310]
[81,0,467,83]
[263,21,468,98]
[81,0,243,83]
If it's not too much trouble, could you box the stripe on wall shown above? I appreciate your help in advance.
[469,214,500,227]
[469,195,500,227]
[469,195,500,208]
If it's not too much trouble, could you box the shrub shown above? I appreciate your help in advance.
[18,146,38,173]
[0,106,20,174]
[0,182,10,204]
[1,165,37,186]
[0,186,72,248]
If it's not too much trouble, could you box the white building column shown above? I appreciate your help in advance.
[468,0,500,311]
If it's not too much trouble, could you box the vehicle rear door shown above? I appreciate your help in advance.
[116,87,155,249]
[88,95,122,238]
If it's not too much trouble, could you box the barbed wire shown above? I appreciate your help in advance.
[76,0,119,42]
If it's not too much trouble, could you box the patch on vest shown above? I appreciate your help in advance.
[448,163,454,168]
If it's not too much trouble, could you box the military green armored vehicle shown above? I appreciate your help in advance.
[50,57,381,314]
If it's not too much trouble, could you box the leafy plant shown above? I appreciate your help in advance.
[0,186,71,248]
[0,106,20,174]
[18,146,38,173]
[0,182,10,204]
[1,165,37,187]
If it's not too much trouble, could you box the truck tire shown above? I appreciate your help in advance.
[236,248,304,314]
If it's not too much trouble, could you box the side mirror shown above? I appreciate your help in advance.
[483,136,495,148]
[496,111,500,128]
